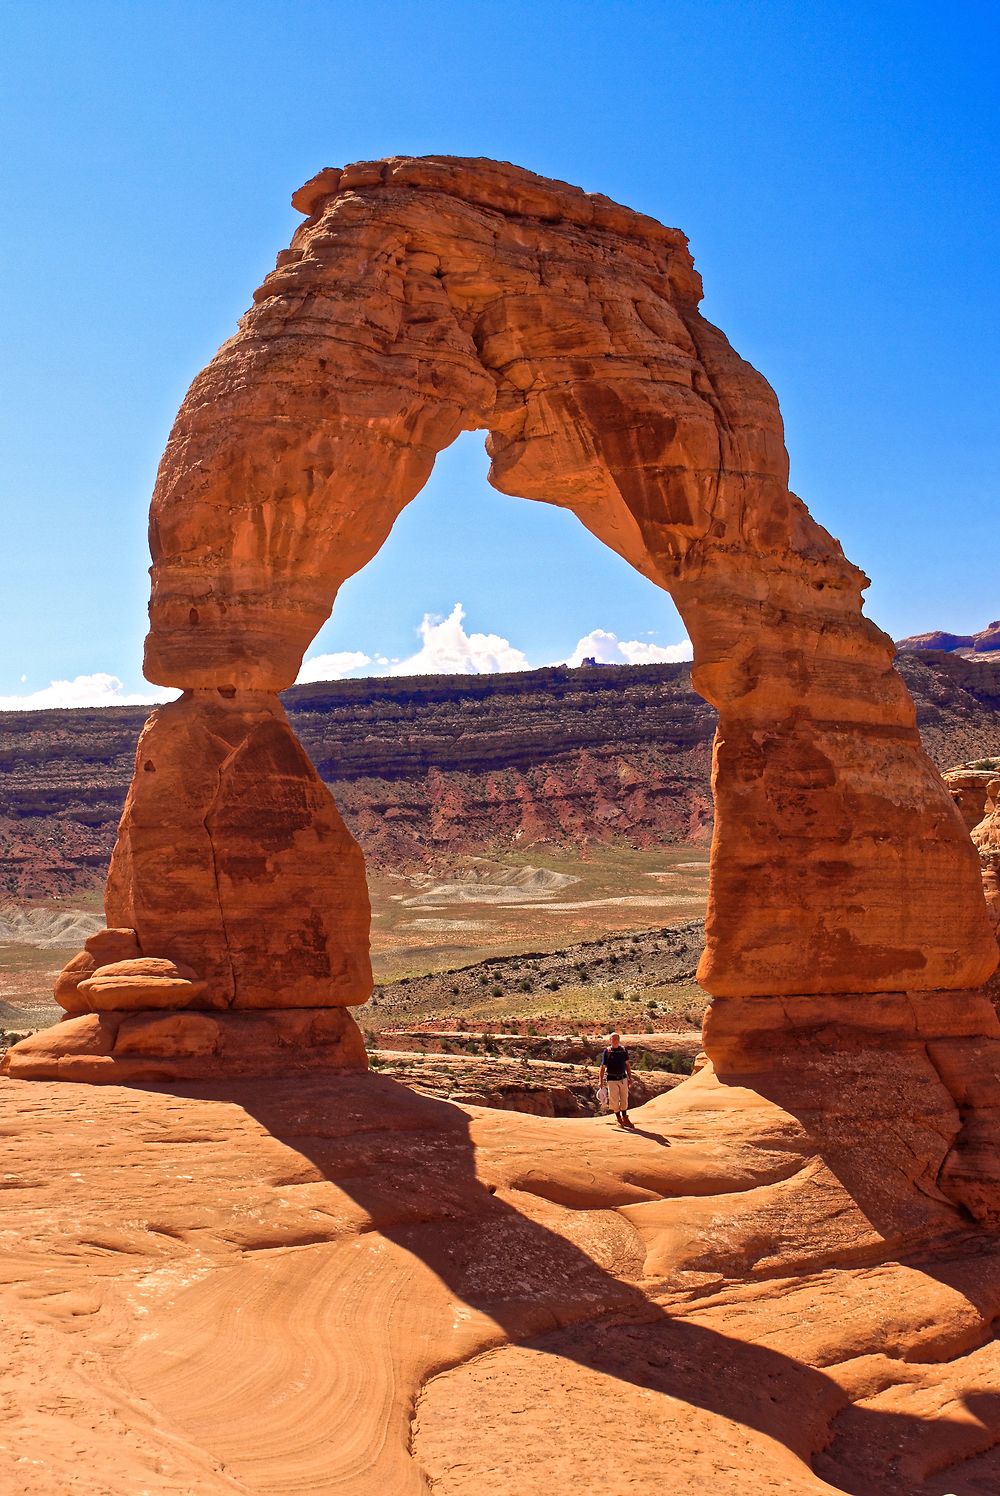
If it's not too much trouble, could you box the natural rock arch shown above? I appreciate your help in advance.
[6,156,996,1084]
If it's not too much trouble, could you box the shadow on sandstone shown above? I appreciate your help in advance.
[147,1068,1000,1495]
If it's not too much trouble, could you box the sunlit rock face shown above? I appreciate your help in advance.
[972,773,1000,933]
[103,691,372,1010]
[7,155,996,1081]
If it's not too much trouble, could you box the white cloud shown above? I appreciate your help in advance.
[295,650,372,684]
[389,603,531,676]
[294,609,693,685]
[566,628,693,667]
[0,673,179,711]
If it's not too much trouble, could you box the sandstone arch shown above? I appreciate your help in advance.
[6,156,997,1083]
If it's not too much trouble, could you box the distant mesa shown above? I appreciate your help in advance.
[898,619,1000,660]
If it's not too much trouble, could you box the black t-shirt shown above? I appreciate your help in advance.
[602,1046,629,1080]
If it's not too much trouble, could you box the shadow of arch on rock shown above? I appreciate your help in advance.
[201,1070,1000,1496]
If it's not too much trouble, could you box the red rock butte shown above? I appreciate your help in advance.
[5,156,1000,1496]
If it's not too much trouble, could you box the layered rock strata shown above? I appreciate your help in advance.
[4,651,999,903]
[6,155,996,1081]
[899,618,1000,658]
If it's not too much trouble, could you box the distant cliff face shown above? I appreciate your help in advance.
[285,665,716,871]
[897,620,1000,659]
[2,655,999,901]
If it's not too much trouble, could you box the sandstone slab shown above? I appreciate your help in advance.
[2,1068,999,1493]
[76,956,205,1010]
[0,1006,368,1082]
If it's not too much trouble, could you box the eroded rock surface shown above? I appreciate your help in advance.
[3,1069,1000,1494]
[8,155,996,1079]
[899,618,1000,659]
[103,691,372,1011]
[972,770,1000,934]
[138,154,994,1002]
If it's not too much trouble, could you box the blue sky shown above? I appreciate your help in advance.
[1,0,997,704]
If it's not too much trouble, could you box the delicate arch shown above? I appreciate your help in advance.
[129,155,993,1003]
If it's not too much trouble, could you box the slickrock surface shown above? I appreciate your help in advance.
[3,1064,1000,1494]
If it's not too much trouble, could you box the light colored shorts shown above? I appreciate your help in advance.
[607,1078,629,1112]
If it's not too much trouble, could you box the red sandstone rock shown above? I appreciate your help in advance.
[85,927,142,963]
[76,956,204,1010]
[105,690,372,1009]
[0,1006,367,1081]
[52,949,99,1012]
[899,617,1000,657]
[137,155,994,1000]
[53,928,143,1012]
[16,155,998,1081]
[943,763,998,831]
[2,1069,999,1491]
[972,775,1000,933]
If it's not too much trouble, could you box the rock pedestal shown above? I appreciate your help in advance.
[4,155,996,1083]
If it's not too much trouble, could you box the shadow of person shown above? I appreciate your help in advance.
[620,1122,671,1145]
[173,1067,996,1493]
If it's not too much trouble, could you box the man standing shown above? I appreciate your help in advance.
[599,1032,634,1129]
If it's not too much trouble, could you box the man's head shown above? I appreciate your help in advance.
[609,1032,621,1046]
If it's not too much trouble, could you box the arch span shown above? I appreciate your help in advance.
[8,156,996,1083]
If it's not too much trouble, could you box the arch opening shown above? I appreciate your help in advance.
[297,427,690,680]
